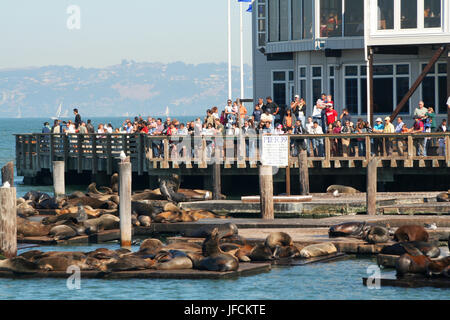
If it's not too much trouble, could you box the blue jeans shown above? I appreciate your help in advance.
[357,140,365,157]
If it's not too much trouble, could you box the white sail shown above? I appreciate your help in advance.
[165,106,170,117]
[17,106,22,118]
[51,103,62,120]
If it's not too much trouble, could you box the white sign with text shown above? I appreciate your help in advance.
[261,135,289,167]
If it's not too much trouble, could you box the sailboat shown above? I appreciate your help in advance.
[17,106,22,118]
[51,103,62,120]
[165,106,170,117]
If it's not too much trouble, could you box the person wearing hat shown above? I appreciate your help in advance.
[372,117,384,156]
[383,116,395,156]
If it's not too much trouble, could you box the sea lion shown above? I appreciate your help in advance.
[87,182,105,195]
[104,255,154,272]
[381,241,440,258]
[153,211,179,223]
[17,217,51,238]
[83,214,120,234]
[394,225,429,242]
[0,256,40,274]
[131,201,155,217]
[426,257,450,277]
[436,190,450,202]
[328,221,370,238]
[137,239,164,257]
[396,253,430,276]
[326,185,360,194]
[138,215,151,227]
[300,243,337,258]
[164,242,202,254]
[18,250,44,261]
[163,202,181,213]
[197,228,239,271]
[131,190,165,201]
[110,173,119,193]
[16,200,38,217]
[248,244,275,261]
[36,193,61,210]
[131,213,140,227]
[49,224,78,240]
[364,226,390,244]
[274,245,301,259]
[86,248,119,260]
[153,250,193,270]
[181,223,238,239]
[264,232,293,250]
[66,196,112,209]
[189,210,223,220]
[159,174,187,203]
[177,189,211,201]
[68,191,86,199]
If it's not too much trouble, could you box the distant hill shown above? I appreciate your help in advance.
[0,60,253,118]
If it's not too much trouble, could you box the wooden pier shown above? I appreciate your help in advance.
[14,132,450,190]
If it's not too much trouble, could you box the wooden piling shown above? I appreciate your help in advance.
[0,186,17,258]
[366,157,378,215]
[212,151,221,200]
[1,162,14,186]
[259,165,274,220]
[52,161,65,198]
[119,161,132,248]
[298,149,309,195]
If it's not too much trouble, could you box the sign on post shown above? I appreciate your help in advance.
[261,135,289,167]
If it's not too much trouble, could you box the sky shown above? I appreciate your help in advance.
[0,0,253,69]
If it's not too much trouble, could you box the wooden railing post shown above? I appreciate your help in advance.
[323,136,331,168]
[137,133,143,175]
[445,135,450,167]
[27,135,32,170]
[406,135,414,167]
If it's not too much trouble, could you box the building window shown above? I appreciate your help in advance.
[280,0,289,41]
[424,0,441,28]
[311,66,323,103]
[292,0,302,40]
[303,0,313,39]
[268,0,279,42]
[378,0,394,30]
[272,70,294,109]
[401,0,417,29]
[257,0,266,46]
[344,63,409,115]
[344,0,364,36]
[320,0,342,37]
[298,66,307,101]
[291,0,314,41]
[329,65,335,99]
[421,62,447,114]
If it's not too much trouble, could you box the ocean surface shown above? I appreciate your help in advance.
[1,117,449,300]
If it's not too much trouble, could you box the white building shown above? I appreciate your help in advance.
[252,0,450,123]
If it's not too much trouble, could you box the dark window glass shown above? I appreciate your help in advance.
[289,71,294,81]
[378,0,394,30]
[273,71,286,81]
[438,63,447,74]
[329,78,335,100]
[329,66,335,77]
[312,79,322,102]
[258,34,266,47]
[396,77,410,114]
[422,77,435,110]
[401,0,417,29]
[258,19,266,32]
[438,76,447,113]
[268,0,279,42]
[396,64,409,75]
[258,4,266,18]
[424,0,441,28]
[344,0,364,36]
[373,78,393,113]
[300,79,306,100]
[422,63,436,74]
[345,78,358,114]
[312,67,322,77]
[292,0,302,40]
[303,0,313,39]
[345,66,358,76]
[273,83,286,108]
[360,65,367,76]
[299,67,306,78]
[361,78,367,114]
[320,0,342,37]
[373,65,393,76]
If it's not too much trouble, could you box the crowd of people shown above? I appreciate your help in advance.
[42,96,449,159]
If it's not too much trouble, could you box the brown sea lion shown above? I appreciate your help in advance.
[110,173,119,193]
[0,256,40,274]
[328,221,370,238]
[83,214,120,234]
[365,226,390,244]
[326,185,360,194]
[164,242,202,253]
[104,255,154,272]
[299,243,337,258]
[138,215,151,227]
[16,200,38,217]
[153,211,179,223]
[436,190,450,202]
[49,224,78,240]
[36,256,73,271]
[131,190,165,201]
[66,196,112,209]
[68,191,86,199]
[248,244,275,261]
[198,228,239,271]
[131,201,155,217]
[396,253,431,276]
[153,250,193,270]
[381,241,440,258]
[394,225,429,242]
[181,223,238,239]
[17,217,51,238]
[426,257,450,277]
[163,202,181,213]
[264,232,293,250]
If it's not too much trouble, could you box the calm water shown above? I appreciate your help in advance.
[1,118,449,300]
[0,243,447,300]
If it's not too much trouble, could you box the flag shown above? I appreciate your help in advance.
[246,4,252,12]
[237,0,252,2]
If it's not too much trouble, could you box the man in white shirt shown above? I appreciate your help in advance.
[311,121,324,157]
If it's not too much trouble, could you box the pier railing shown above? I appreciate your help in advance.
[14,132,450,175]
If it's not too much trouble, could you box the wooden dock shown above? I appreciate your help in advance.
[362,276,450,289]
[0,263,271,280]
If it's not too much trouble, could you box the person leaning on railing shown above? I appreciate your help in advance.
[383,117,395,156]
[437,119,447,156]
[372,118,384,156]
[394,117,406,156]
[411,116,425,156]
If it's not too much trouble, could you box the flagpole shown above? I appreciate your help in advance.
[228,0,232,100]
[240,1,244,100]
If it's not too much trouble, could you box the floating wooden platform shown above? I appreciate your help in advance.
[241,195,312,203]
[362,276,450,288]
[17,244,40,250]
[268,253,348,266]
[378,203,450,215]
[17,229,123,245]
[0,263,271,280]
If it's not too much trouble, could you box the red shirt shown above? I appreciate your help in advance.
[326,108,338,125]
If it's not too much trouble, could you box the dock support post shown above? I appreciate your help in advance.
[212,151,221,200]
[259,165,274,220]
[298,149,309,195]
[1,162,14,186]
[52,161,65,198]
[0,186,17,258]
[119,160,132,249]
[366,157,378,215]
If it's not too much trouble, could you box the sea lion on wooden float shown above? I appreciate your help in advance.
[326,185,360,194]
[396,253,431,277]
[131,201,155,217]
[104,255,154,272]
[49,224,79,240]
[131,190,165,201]
[248,244,275,261]
[0,256,39,274]
[16,200,38,217]
[394,225,429,242]
[436,190,450,202]
[364,226,390,244]
[68,191,86,199]
[153,250,193,270]
[426,257,450,277]
[83,214,120,234]
[181,223,238,238]
[328,222,369,238]
[17,217,51,238]
[110,173,119,193]
[299,243,337,258]
[197,228,239,271]
[66,196,113,209]
[138,215,151,227]
[264,232,293,250]
[381,241,440,258]
[137,239,164,257]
